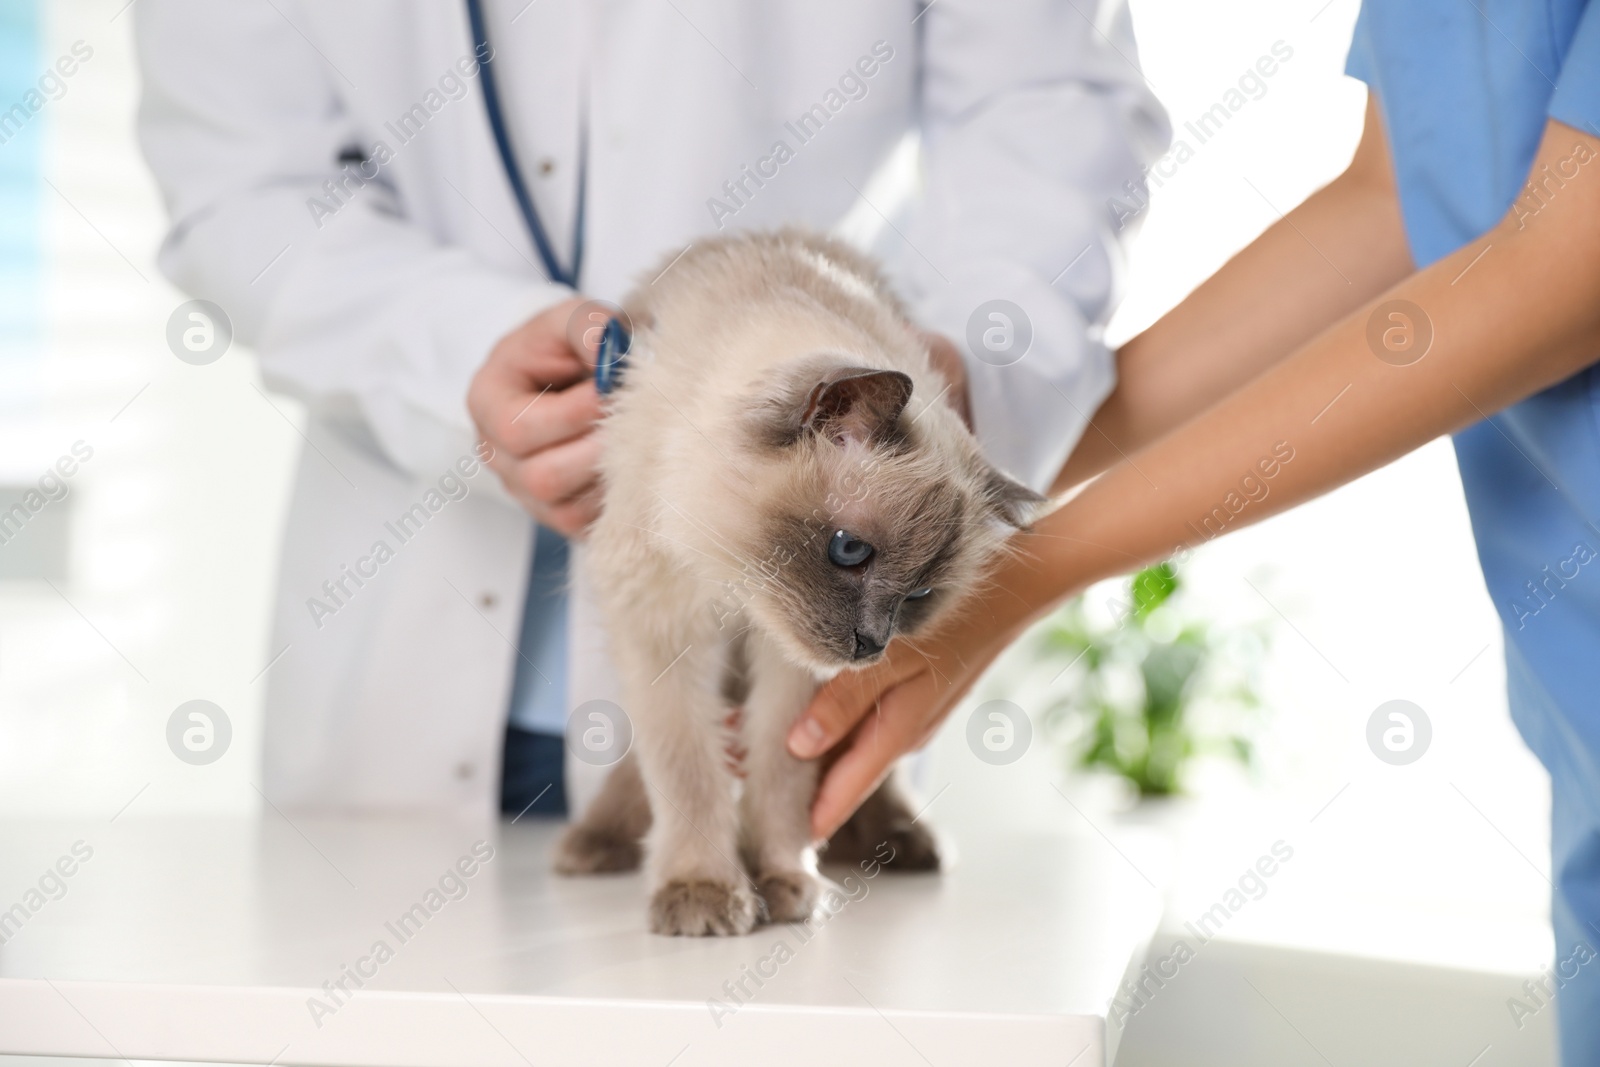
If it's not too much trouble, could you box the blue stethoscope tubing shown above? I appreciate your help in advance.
[466,0,630,391]
[465,0,585,289]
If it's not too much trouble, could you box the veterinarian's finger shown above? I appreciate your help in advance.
[511,429,604,506]
[488,333,591,391]
[469,300,590,401]
[809,679,933,840]
[540,481,604,538]
[488,379,604,458]
[483,441,601,534]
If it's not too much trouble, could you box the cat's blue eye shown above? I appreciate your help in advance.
[828,529,874,567]
[906,587,933,600]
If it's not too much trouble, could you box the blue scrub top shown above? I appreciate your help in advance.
[1347,2,1600,809]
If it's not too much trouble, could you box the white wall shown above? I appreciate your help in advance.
[0,0,299,817]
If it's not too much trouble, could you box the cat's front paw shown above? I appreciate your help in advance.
[649,878,759,936]
[756,870,820,924]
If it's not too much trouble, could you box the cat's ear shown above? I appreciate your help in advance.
[800,367,913,445]
[982,466,1049,529]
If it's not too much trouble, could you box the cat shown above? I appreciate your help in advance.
[556,230,1043,936]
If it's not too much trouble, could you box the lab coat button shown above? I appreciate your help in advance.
[455,762,474,781]
[479,592,498,609]
[537,158,556,177]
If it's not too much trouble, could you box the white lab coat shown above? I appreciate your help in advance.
[134,0,1168,817]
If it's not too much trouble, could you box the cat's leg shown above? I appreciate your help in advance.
[823,763,942,872]
[553,751,652,875]
[626,629,758,936]
[738,630,824,923]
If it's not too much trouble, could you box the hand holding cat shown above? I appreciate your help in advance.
[791,576,1041,840]
[468,297,606,536]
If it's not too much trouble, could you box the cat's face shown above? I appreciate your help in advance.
[735,360,1044,674]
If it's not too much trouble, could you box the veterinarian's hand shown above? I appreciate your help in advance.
[790,595,1032,840]
[469,297,606,536]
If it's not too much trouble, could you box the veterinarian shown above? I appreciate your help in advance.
[796,2,1600,1059]
[135,3,1167,819]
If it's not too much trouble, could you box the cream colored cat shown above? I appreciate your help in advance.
[559,230,1041,936]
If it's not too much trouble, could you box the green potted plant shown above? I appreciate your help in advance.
[1034,562,1267,799]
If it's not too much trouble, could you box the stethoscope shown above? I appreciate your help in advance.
[466,0,630,391]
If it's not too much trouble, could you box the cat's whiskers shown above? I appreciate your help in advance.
[894,634,953,687]
[962,571,1044,617]
[1025,529,1147,564]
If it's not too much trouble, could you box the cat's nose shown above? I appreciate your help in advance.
[852,631,884,660]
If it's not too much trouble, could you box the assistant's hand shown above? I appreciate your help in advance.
[468,297,605,536]
[788,589,1034,841]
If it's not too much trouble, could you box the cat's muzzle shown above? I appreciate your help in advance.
[852,630,886,661]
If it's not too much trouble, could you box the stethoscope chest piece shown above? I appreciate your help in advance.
[595,317,631,396]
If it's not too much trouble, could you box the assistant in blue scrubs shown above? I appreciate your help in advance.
[1348,2,1600,1058]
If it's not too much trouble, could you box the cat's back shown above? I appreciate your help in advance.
[622,230,914,381]
[635,229,902,314]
